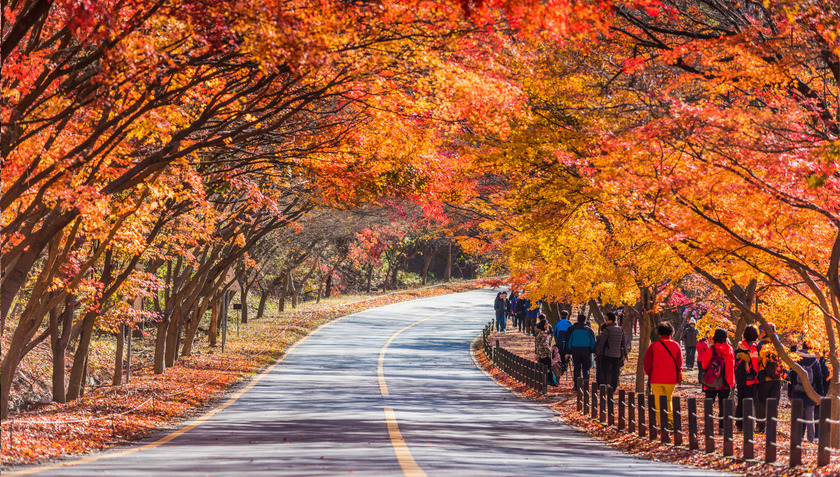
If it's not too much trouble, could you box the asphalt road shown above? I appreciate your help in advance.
[15,289,732,476]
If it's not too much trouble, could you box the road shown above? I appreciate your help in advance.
[14,289,732,476]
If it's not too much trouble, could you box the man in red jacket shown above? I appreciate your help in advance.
[644,322,683,426]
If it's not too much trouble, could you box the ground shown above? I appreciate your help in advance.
[475,322,839,477]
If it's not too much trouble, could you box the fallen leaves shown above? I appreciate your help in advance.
[1,281,482,468]
[474,328,840,476]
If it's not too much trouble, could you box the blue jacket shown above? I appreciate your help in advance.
[553,318,572,343]
[526,303,540,319]
[568,322,596,352]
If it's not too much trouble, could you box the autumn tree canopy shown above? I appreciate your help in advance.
[2,0,837,422]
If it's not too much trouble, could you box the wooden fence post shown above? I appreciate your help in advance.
[591,382,599,420]
[790,398,803,467]
[765,397,778,464]
[600,385,608,424]
[723,398,734,457]
[672,396,682,447]
[628,392,636,433]
[577,378,584,412]
[687,397,698,450]
[743,397,755,460]
[648,393,657,441]
[659,394,670,444]
[817,397,831,467]
[638,393,646,437]
[583,379,590,415]
[608,387,615,427]
[704,398,714,454]
[618,389,626,430]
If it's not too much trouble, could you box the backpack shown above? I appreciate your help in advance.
[793,362,815,393]
[744,343,759,383]
[703,347,726,390]
[761,350,785,381]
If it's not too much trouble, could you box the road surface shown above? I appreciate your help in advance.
[13,289,732,476]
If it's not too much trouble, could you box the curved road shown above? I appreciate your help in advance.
[14,289,731,476]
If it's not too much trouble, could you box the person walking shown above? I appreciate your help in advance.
[535,316,557,385]
[700,328,735,426]
[643,322,683,426]
[788,341,825,443]
[493,291,508,333]
[682,319,699,369]
[509,292,520,331]
[515,297,529,333]
[552,310,573,375]
[568,313,596,391]
[734,325,759,430]
[756,322,784,432]
[594,312,628,390]
[525,301,540,335]
[696,334,711,385]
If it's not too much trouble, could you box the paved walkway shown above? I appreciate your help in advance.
[13,289,733,476]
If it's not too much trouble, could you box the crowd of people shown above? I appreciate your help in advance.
[492,291,832,441]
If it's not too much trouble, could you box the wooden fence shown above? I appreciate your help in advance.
[577,379,840,468]
[481,322,549,394]
[479,323,839,468]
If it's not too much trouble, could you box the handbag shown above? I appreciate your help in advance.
[659,341,683,384]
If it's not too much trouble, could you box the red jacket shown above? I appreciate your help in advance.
[644,337,684,384]
[696,340,710,364]
[700,342,736,389]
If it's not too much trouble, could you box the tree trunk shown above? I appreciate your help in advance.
[182,293,213,357]
[634,311,652,393]
[240,285,249,324]
[153,316,168,374]
[444,243,452,282]
[421,250,436,284]
[112,325,125,386]
[365,264,373,293]
[66,310,98,401]
[255,289,269,320]
[50,295,74,403]
[324,274,333,299]
[209,297,219,347]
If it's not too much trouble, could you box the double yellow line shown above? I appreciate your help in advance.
[378,304,477,477]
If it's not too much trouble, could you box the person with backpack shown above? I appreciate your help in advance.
[535,316,557,385]
[681,319,699,370]
[595,312,628,390]
[493,291,508,333]
[643,322,683,427]
[568,313,596,391]
[701,328,735,427]
[734,325,760,430]
[756,322,784,432]
[553,310,573,375]
[788,341,825,443]
[696,334,711,385]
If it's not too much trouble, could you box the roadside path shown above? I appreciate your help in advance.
[12,289,733,476]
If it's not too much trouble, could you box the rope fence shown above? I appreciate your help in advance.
[481,322,839,469]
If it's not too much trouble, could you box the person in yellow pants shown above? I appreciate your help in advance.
[643,322,683,427]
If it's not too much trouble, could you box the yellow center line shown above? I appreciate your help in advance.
[377,304,477,477]
[4,315,350,476]
[384,407,427,477]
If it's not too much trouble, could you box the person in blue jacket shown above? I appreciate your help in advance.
[525,301,540,336]
[552,310,573,374]
[568,313,596,391]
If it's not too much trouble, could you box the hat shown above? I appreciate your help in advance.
[689,318,696,325]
